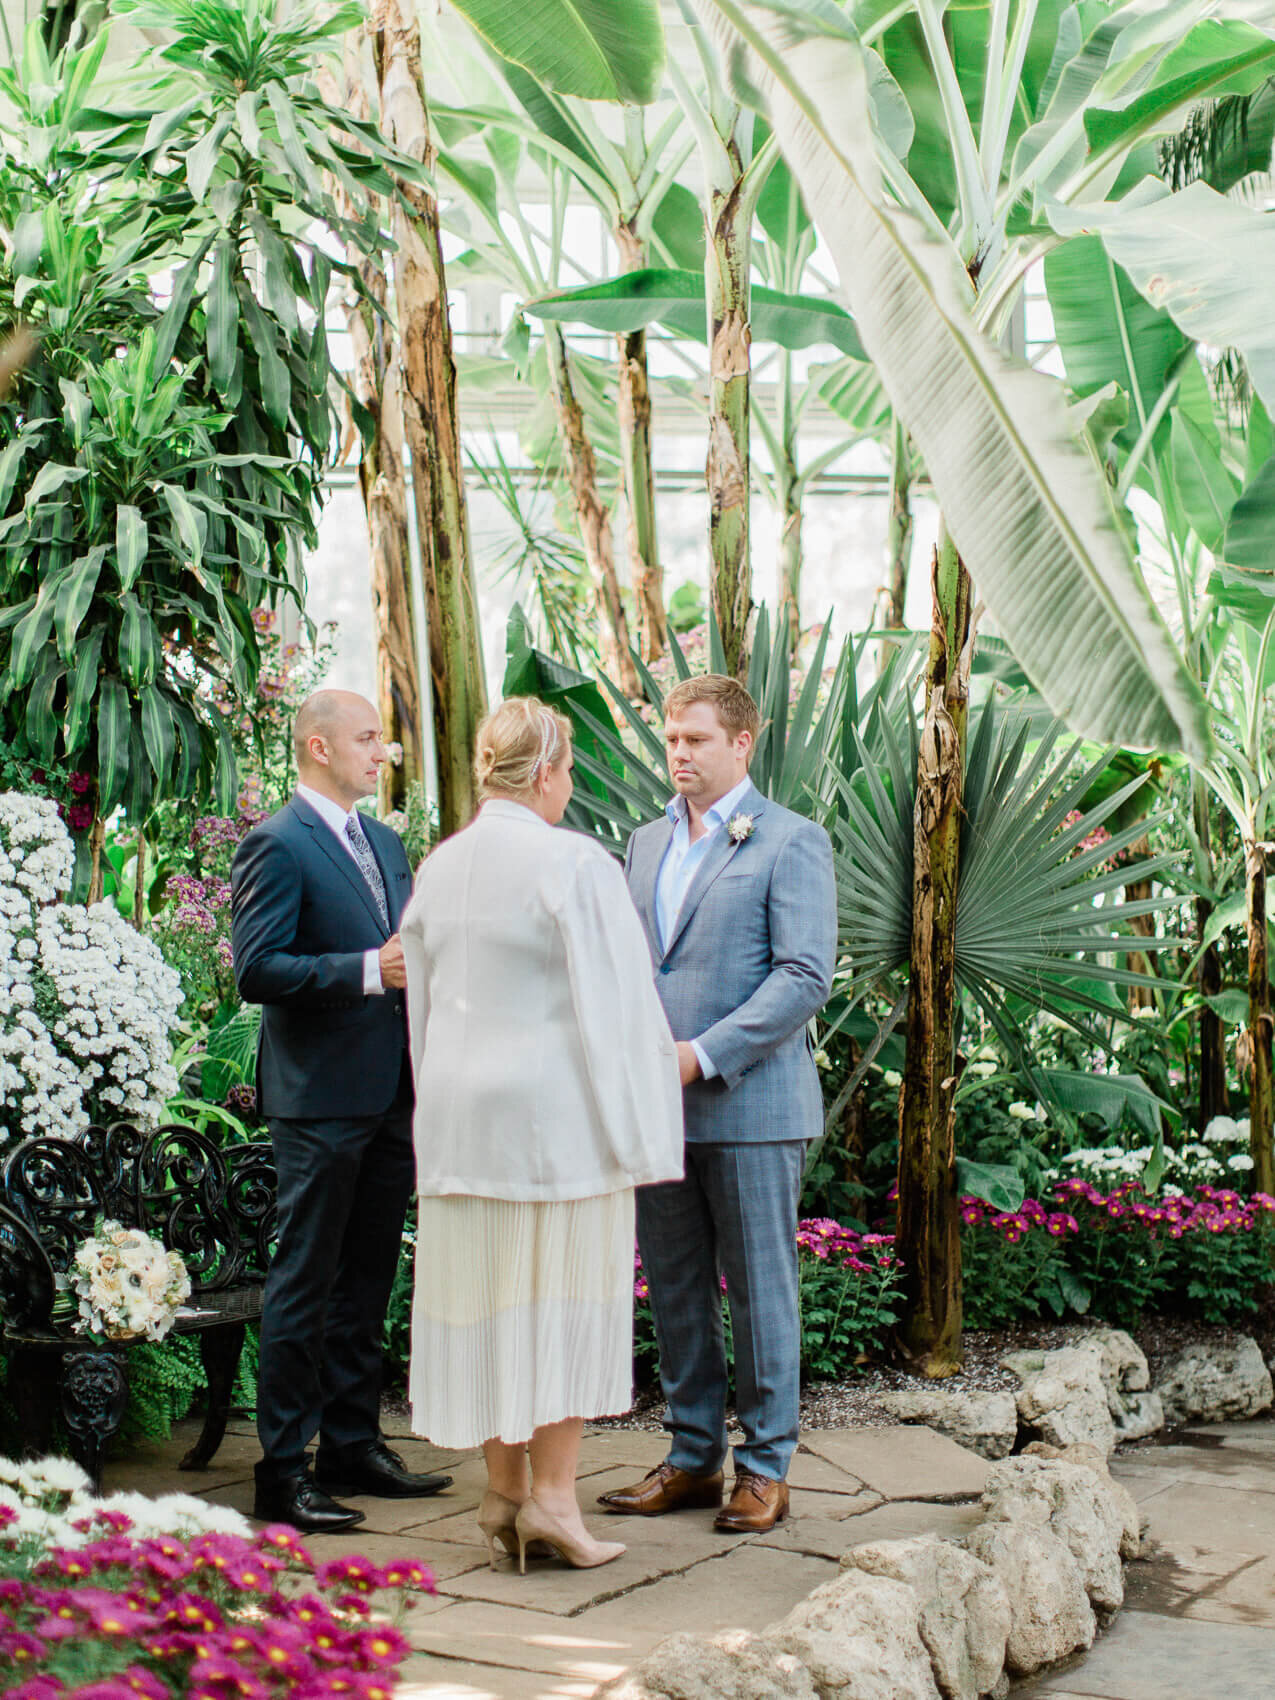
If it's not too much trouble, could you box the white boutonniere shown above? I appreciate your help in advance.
[727,811,756,844]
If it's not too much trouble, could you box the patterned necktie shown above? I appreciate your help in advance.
[345,813,390,930]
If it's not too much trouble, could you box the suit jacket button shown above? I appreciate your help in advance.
[659,964,671,975]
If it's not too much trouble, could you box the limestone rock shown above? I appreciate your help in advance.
[1021,1441,1142,1559]
[840,1535,1010,1700]
[1001,1346,1115,1455]
[980,1455,1124,1610]
[767,1570,941,1700]
[1074,1329,1149,1399]
[876,1389,1018,1461]
[594,1630,817,1700]
[1072,1329,1164,1442]
[1110,1388,1165,1442]
[965,1522,1096,1677]
[1154,1335,1273,1426]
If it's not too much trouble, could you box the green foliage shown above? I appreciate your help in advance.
[447,0,667,106]
[121,1327,260,1444]
[503,602,883,852]
[632,1228,904,1388]
[526,268,867,359]
[0,4,417,831]
[383,1207,416,1393]
[961,1189,1275,1333]
[962,1228,1081,1330]
[832,703,1181,1057]
[798,1249,903,1381]
[667,580,706,634]
[381,783,437,874]
[119,1333,208,1441]
[469,444,597,671]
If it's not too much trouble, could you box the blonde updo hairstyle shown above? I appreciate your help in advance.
[474,696,573,802]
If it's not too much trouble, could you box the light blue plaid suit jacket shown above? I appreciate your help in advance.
[624,781,837,1144]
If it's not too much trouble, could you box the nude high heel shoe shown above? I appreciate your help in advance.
[476,1490,522,1569]
[476,1491,556,1569]
[514,1497,626,1574]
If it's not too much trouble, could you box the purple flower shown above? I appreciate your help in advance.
[50,1686,136,1700]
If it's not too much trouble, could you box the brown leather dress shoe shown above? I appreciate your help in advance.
[596,1460,725,1515]
[713,1469,789,1533]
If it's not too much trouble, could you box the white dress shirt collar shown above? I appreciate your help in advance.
[664,772,755,831]
[296,781,364,842]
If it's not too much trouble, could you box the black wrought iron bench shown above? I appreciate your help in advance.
[0,1123,276,1490]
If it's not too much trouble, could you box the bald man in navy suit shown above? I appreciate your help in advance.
[232,690,451,1532]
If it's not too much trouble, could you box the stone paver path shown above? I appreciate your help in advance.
[110,1416,1275,1697]
[113,1416,990,1697]
[1019,1419,1275,1700]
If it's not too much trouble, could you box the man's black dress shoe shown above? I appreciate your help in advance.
[252,1465,365,1533]
[314,1439,453,1500]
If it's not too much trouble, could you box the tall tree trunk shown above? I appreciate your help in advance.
[1194,782,1229,1128]
[836,1039,869,1209]
[1246,837,1275,1192]
[706,137,752,680]
[374,0,487,838]
[877,416,913,676]
[895,535,970,1377]
[334,45,422,818]
[615,220,665,665]
[1197,909,1229,1127]
[87,815,105,905]
[543,321,641,697]
[776,349,802,655]
[132,831,147,932]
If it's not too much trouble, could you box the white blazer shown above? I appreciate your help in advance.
[401,799,683,1201]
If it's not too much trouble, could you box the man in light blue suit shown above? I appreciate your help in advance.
[599,675,837,1533]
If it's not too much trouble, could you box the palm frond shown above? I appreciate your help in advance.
[831,698,1182,1028]
[501,604,859,852]
[468,438,596,670]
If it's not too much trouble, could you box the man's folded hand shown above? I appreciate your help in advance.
[379,933,407,988]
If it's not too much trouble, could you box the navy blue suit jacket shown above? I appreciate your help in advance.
[231,796,414,1119]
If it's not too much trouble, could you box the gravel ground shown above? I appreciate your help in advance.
[588,1317,1234,1434]
[383,1316,1242,1436]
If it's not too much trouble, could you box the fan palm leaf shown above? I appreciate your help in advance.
[831,699,1180,1028]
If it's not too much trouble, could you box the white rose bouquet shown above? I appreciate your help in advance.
[61,1219,192,1342]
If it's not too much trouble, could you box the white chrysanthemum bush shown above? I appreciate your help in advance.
[0,1452,250,1555]
[0,794,183,1144]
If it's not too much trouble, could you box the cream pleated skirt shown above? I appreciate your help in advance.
[408,1189,636,1449]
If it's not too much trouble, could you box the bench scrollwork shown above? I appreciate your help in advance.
[0,1122,276,1489]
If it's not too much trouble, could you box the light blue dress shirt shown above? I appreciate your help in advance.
[655,773,755,1080]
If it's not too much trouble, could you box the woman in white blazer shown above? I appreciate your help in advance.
[400,697,682,1573]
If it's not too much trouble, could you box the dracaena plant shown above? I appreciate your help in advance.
[0,2,424,883]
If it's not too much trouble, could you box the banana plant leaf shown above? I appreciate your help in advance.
[525,269,868,359]
[446,0,666,105]
[1052,181,1275,420]
[687,0,1212,762]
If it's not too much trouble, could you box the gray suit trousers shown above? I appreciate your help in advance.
[636,1140,805,1482]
